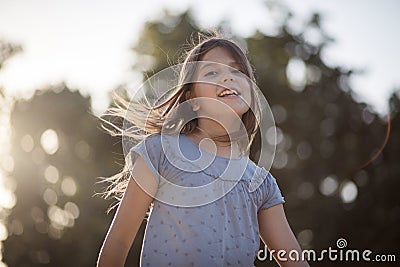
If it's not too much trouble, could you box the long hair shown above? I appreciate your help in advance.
[100,34,261,205]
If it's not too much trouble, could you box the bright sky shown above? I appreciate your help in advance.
[0,0,399,115]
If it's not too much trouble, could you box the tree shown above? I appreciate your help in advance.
[3,86,128,266]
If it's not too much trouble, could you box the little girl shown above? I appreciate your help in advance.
[97,36,309,267]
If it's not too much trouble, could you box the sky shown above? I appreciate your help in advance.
[0,0,399,115]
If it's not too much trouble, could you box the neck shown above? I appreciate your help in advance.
[194,126,231,147]
[187,119,243,159]
[196,118,242,138]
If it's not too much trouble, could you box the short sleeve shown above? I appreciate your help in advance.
[259,172,285,210]
[130,134,165,184]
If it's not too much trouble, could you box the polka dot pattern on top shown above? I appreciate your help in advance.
[130,134,285,267]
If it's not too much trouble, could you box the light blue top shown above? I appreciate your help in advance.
[130,134,285,267]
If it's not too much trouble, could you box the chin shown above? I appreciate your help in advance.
[233,107,250,117]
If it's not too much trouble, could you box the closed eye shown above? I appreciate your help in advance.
[231,69,241,74]
[204,70,218,76]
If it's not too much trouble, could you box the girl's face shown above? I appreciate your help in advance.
[189,47,252,120]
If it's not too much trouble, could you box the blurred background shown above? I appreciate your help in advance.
[0,0,399,266]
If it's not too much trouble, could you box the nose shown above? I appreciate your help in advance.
[221,70,234,83]
[223,77,233,83]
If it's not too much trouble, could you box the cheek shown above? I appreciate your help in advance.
[240,82,253,106]
[192,83,215,98]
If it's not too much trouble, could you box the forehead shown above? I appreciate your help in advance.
[201,46,240,66]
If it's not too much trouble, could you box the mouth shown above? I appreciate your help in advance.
[218,88,239,98]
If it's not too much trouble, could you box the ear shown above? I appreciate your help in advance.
[185,90,200,111]
[192,102,200,111]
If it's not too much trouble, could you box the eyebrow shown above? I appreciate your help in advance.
[199,61,240,70]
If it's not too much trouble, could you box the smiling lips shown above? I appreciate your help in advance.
[218,88,239,97]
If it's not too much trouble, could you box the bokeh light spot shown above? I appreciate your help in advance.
[61,177,77,196]
[20,134,34,152]
[296,141,312,160]
[40,129,59,155]
[287,57,306,91]
[1,155,14,172]
[280,134,292,151]
[48,206,65,228]
[0,223,8,241]
[74,140,90,159]
[44,165,59,184]
[43,188,58,206]
[64,202,80,219]
[319,175,338,196]
[10,219,23,235]
[297,229,313,247]
[266,126,283,146]
[31,207,45,223]
[0,175,17,209]
[340,181,358,203]
[306,65,321,83]
[272,150,288,169]
[48,205,74,230]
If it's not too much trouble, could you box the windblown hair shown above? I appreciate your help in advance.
[100,34,262,206]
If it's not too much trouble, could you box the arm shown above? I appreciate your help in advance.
[258,204,310,267]
[97,156,158,267]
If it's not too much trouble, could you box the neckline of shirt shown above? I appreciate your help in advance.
[180,134,245,161]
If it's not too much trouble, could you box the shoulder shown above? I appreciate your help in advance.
[130,134,163,153]
[129,134,165,166]
[245,159,277,191]
[130,133,186,162]
[137,133,182,147]
[245,159,269,180]
[141,133,162,145]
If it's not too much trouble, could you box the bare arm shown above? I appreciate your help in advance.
[97,156,158,267]
[258,204,310,267]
